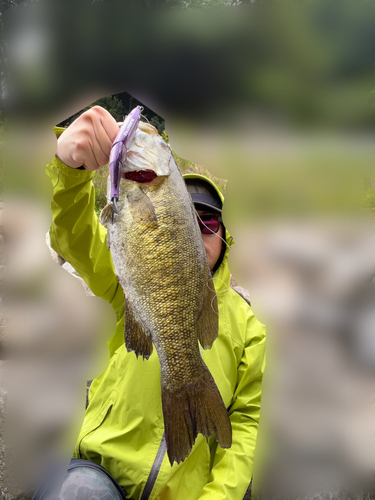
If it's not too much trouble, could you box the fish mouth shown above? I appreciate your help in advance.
[122,169,158,183]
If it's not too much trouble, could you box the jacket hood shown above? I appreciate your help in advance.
[183,173,225,206]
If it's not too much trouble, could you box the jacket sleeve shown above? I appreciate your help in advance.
[46,156,125,324]
[198,315,266,500]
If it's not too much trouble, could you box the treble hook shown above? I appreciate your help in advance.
[112,196,119,224]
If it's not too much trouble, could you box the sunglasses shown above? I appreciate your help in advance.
[197,214,223,234]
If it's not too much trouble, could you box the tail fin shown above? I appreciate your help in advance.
[161,363,232,465]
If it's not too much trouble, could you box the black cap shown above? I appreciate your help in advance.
[185,179,223,213]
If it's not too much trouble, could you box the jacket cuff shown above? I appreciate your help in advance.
[46,156,96,190]
[51,156,95,179]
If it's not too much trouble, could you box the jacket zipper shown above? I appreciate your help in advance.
[140,433,167,500]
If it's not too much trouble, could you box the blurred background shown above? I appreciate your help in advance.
[2,0,375,498]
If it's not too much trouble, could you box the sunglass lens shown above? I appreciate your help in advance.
[198,219,220,234]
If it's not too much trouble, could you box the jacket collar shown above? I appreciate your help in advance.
[212,227,234,293]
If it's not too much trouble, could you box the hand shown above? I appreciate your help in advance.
[56,106,119,171]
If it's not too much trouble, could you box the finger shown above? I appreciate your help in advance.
[94,106,120,139]
[82,139,101,171]
[92,106,120,144]
[87,107,119,166]
[92,116,118,162]
[90,135,110,169]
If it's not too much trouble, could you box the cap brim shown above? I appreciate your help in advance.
[189,193,222,213]
[193,202,222,214]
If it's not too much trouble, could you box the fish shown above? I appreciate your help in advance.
[100,117,232,465]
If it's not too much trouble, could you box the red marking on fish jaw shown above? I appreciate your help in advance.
[123,170,158,183]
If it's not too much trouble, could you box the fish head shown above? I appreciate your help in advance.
[121,122,171,183]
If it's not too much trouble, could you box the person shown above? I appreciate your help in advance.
[38,105,266,500]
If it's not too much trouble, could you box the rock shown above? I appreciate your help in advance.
[230,275,251,306]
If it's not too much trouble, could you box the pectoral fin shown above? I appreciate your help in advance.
[197,271,219,349]
[99,202,113,250]
[127,186,158,228]
[100,202,113,227]
[124,294,153,359]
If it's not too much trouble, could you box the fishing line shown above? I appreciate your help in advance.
[116,106,145,128]
[195,212,231,249]
[196,212,233,316]
[206,277,234,317]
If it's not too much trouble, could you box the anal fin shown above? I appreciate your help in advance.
[197,270,219,349]
[124,294,153,359]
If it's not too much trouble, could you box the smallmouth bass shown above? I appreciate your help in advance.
[101,119,232,465]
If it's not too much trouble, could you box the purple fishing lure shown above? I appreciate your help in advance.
[109,105,143,220]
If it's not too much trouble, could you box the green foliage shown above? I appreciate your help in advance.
[161,130,169,143]
[173,152,228,196]
[59,96,126,127]
[149,115,165,134]
[96,96,126,121]
[0,121,5,197]
[93,164,110,216]
[157,130,227,196]
[133,0,237,8]
[370,86,375,114]
[361,178,375,212]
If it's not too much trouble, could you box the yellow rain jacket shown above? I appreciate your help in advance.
[46,153,266,500]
